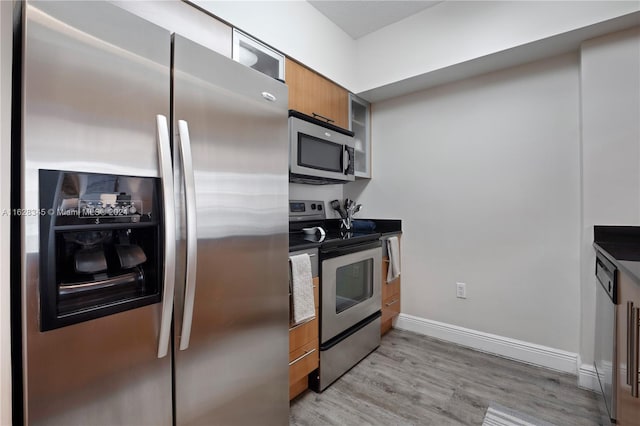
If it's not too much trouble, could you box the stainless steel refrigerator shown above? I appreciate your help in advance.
[17,1,289,424]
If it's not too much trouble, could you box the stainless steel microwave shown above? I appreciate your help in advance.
[289,112,355,184]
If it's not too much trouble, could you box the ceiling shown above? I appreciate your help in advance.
[308,1,443,39]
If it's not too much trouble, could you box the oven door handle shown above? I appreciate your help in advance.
[321,240,381,258]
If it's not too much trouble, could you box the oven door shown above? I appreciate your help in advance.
[321,242,381,342]
[289,116,355,183]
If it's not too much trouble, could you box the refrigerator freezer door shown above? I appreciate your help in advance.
[172,34,289,425]
[22,2,172,425]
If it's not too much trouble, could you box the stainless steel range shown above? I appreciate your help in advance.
[289,200,382,392]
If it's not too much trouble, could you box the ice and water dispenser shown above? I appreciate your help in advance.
[39,170,163,331]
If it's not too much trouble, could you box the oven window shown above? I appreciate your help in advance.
[298,133,343,173]
[335,259,373,313]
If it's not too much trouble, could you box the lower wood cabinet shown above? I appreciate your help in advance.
[381,234,401,335]
[289,276,319,400]
[381,257,401,335]
[616,271,640,425]
[288,339,318,398]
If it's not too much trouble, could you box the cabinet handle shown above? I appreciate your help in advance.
[385,299,399,307]
[289,348,316,366]
[628,301,634,386]
[633,306,639,398]
[311,112,335,123]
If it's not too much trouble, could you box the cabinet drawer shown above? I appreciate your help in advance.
[289,341,318,386]
[382,259,401,300]
[289,313,318,354]
[381,294,400,324]
[289,339,317,364]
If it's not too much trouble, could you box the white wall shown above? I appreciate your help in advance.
[0,1,12,424]
[185,1,638,99]
[346,53,582,352]
[579,28,640,366]
[355,1,639,94]
[191,0,357,89]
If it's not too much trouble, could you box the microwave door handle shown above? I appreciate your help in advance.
[156,114,176,359]
[343,146,350,175]
[177,120,198,351]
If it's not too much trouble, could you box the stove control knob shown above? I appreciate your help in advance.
[317,204,323,211]
[311,204,316,210]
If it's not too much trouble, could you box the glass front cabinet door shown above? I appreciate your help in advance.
[232,29,285,81]
[349,94,371,178]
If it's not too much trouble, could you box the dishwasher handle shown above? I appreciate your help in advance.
[632,306,639,398]
[596,256,617,304]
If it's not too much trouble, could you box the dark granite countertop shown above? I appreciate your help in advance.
[325,218,402,235]
[289,219,402,252]
[288,237,322,252]
[593,226,640,286]
[369,219,402,235]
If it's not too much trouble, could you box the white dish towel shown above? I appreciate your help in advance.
[386,236,401,282]
[289,254,316,325]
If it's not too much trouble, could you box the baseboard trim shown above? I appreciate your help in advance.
[395,313,579,375]
[578,363,600,391]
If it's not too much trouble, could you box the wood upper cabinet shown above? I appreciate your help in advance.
[285,58,349,130]
[616,271,640,425]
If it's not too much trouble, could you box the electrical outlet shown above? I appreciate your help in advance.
[456,282,466,299]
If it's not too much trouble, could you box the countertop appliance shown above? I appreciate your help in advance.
[595,251,618,425]
[289,200,381,392]
[14,2,289,424]
[289,111,355,184]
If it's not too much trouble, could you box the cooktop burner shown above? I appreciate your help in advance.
[288,200,380,252]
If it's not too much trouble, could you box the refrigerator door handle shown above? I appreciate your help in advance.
[156,114,176,358]
[177,120,198,351]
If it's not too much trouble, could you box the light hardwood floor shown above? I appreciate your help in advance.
[290,329,600,425]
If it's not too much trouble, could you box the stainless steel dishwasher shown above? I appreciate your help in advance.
[594,251,618,425]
